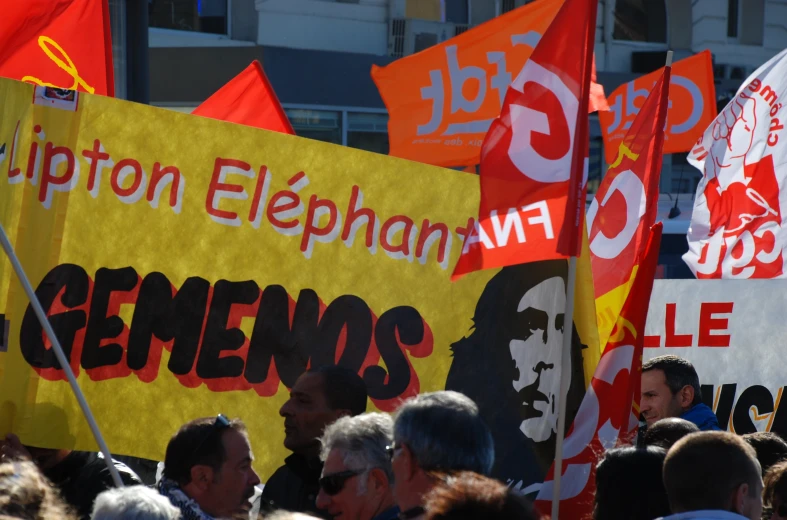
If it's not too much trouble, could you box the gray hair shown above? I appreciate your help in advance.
[320,412,394,485]
[91,485,181,520]
[393,391,494,475]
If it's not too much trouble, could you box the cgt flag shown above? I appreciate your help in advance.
[599,51,715,164]
[589,64,671,349]
[535,222,664,517]
[684,48,787,279]
[451,0,597,280]
[193,61,294,135]
[0,0,114,96]
[372,0,607,168]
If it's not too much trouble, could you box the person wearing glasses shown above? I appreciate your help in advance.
[315,413,398,520]
[158,415,260,520]
[389,391,494,520]
[262,365,369,517]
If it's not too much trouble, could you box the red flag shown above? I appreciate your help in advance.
[534,222,664,517]
[193,60,294,135]
[589,65,671,348]
[0,0,114,96]
[451,0,597,280]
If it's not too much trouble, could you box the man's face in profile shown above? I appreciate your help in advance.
[508,276,567,443]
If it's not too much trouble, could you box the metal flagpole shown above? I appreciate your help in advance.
[0,222,124,488]
[550,254,577,520]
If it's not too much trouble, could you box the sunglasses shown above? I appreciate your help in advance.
[386,442,403,461]
[319,470,362,496]
[191,414,231,460]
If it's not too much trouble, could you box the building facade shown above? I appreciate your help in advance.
[145,0,787,277]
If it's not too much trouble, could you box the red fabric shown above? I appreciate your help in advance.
[0,0,114,96]
[451,0,598,280]
[534,222,664,518]
[588,66,671,299]
[590,55,610,112]
[193,60,294,135]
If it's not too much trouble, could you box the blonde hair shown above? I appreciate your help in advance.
[0,460,76,519]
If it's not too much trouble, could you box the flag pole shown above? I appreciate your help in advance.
[0,222,124,488]
[550,254,577,520]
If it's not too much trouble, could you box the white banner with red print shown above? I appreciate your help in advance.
[685,48,787,279]
[644,279,787,435]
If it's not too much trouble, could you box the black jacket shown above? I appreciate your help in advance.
[43,451,142,519]
[260,454,327,518]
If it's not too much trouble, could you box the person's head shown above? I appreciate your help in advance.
[663,431,763,520]
[744,432,787,477]
[593,446,670,520]
[764,460,787,520]
[391,391,494,510]
[446,261,586,474]
[163,415,260,518]
[643,417,700,450]
[424,471,539,520]
[641,355,702,426]
[316,413,395,520]
[279,365,369,457]
[92,485,181,520]
[0,460,76,519]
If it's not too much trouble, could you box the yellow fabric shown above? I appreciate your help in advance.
[0,77,600,479]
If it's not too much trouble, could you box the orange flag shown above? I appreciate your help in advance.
[599,50,715,163]
[589,64,671,348]
[0,0,114,96]
[451,0,597,279]
[373,0,610,168]
[193,61,294,135]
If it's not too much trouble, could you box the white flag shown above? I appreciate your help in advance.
[684,48,787,278]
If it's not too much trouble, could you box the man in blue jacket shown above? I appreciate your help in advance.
[641,355,722,431]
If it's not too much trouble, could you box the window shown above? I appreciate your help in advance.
[727,0,739,38]
[109,0,127,99]
[285,109,342,146]
[443,0,469,24]
[149,0,228,35]
[613,0,667,43]
[347,112,389,155]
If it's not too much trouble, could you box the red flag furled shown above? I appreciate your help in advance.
[0,0,114,96]
[589,64,671,348]
[534,222,664,517]
[451,0,597,280]
[193,60,294,135]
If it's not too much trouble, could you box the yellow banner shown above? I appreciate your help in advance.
[0,78,597,488]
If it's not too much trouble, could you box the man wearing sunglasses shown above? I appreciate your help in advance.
[158,415,260,520]
[390,391,494,520]
[262,365,369,517]
[315,413,398,520]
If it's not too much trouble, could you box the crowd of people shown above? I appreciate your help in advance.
[1,358,786,520]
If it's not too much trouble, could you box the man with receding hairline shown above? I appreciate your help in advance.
[262,365,369,517]
[659,431,763,520]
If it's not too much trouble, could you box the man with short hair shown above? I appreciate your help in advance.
[158,414,260,519]
[660,431,763,520]
[643,417,700,450]
[316,413,398,520]
[262,365,369,516]
[641,355,721,430]
[390,391,494,520]
[742,432,787,476]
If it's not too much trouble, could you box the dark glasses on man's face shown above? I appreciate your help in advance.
[191,414,231,459]
[319,470,362,496]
